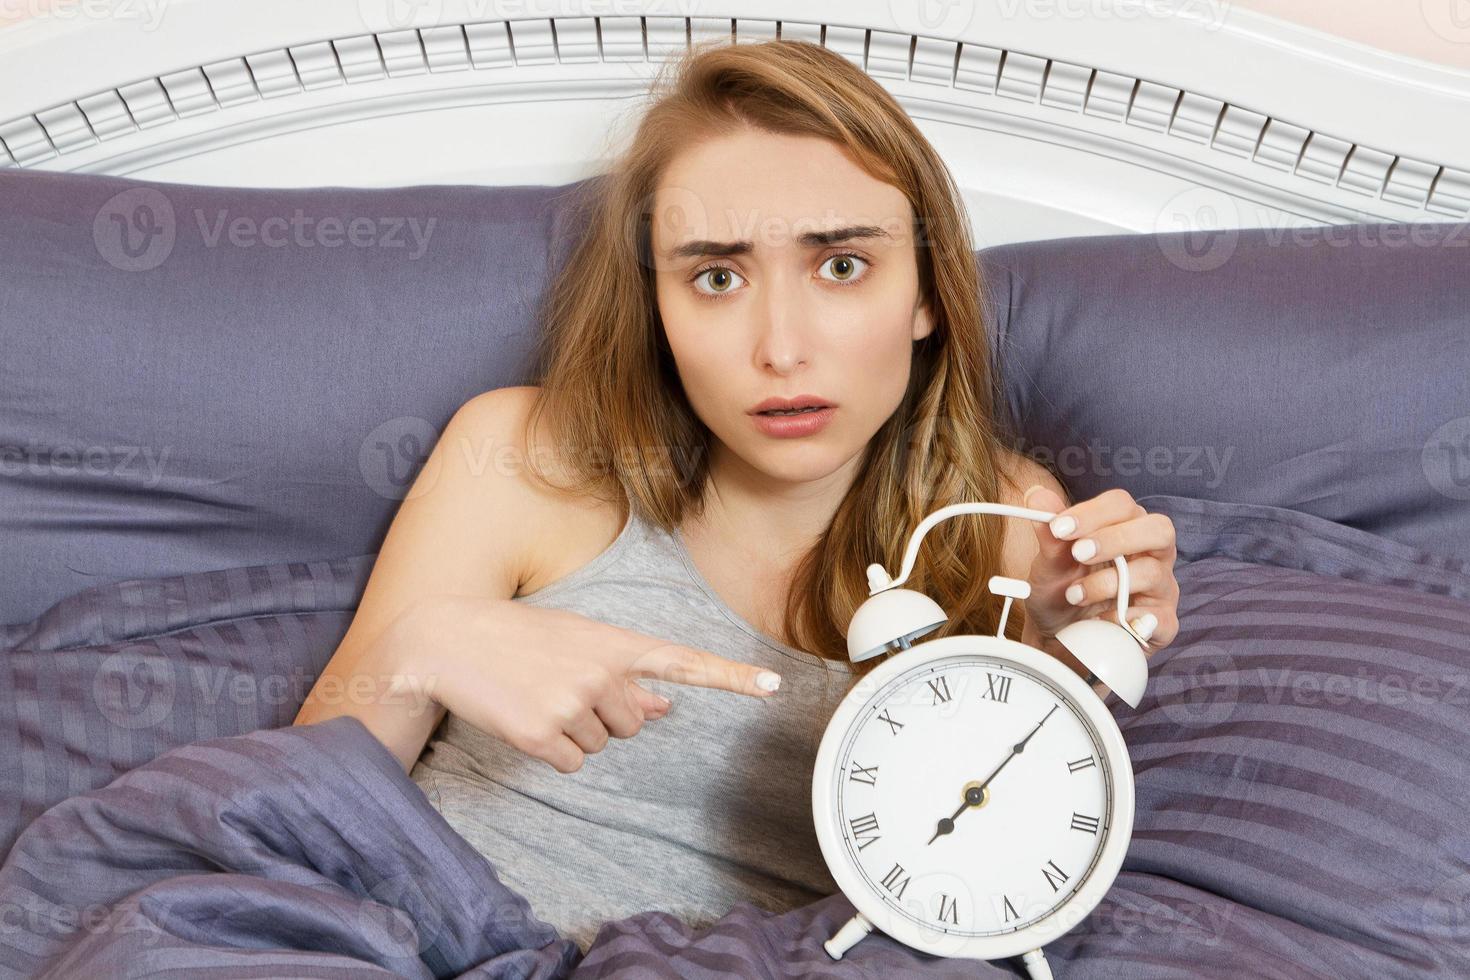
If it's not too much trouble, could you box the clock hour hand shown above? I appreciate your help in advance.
[925,787,983,845]
[925,704,1059,845]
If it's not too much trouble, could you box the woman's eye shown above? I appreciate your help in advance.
[819,253,869,283]
[689,254,870,298]
[692,266,746,296]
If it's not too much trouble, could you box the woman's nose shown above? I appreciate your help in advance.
[751,276,811,372]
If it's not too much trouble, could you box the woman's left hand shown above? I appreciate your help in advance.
[1018,485,1180,660]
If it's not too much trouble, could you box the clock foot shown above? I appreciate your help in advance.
[822,912,874,959]
[1019,947,1054,980]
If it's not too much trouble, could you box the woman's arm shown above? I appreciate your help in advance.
[293,386,544,773]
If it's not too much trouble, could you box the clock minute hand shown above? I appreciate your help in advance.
[1005,703,1058,761]
[966,703,1059,798]
[925,704,1059,845]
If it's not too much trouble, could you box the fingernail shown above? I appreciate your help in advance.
[1050,515,1076,538]
[756,671,782,692]
[1065,583,1085,605]
[655,694,672,710]
[1071,538,1097,562]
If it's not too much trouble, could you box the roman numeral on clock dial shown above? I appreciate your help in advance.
[848,761,878,785]
[936,893,960,925]
[880,862,911,900]
[926,675,953,705]
[1067,754,1096,773]
[981,672,1011,703]
[1070,812,1100,835]
[1002,895,1019,923]
[876,708,904,735]
[1041,859,1070,892]
[848,812,881,851]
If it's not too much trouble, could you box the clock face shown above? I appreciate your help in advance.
[829,652,1115,943]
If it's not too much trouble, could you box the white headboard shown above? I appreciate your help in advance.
[2,0,1467,248]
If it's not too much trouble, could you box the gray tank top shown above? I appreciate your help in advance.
[408,505,859,953]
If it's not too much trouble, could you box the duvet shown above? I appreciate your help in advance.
[1,495,1467,978]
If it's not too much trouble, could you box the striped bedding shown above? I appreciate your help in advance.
[0,494,1466,977]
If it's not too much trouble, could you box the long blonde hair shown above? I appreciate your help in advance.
[522,38,1033,676]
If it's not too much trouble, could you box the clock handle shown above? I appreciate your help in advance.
[1020,947,1054,979]
[822,911,874,959]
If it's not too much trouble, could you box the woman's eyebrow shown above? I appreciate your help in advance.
[668,224,891,260]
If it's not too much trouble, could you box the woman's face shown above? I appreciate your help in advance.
[651,127,934,488]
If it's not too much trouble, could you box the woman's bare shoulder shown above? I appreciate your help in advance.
[459,385,627,597]
[457,385,584,492]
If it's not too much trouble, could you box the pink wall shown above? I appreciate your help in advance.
[1232,0,1469,69]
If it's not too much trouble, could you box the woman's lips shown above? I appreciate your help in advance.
[750,406,836,438]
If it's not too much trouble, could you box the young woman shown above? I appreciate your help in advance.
[294,38,1180,952]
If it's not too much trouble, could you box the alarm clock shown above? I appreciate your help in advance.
[812,501,1152,980]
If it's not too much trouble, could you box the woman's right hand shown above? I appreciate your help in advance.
[391,594,783,773]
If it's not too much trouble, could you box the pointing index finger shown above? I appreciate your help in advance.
[625,641,781,698]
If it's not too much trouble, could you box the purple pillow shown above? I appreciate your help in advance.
[983,224,1470,563]
[1102,493,1470,975]
[0,167,578,625]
